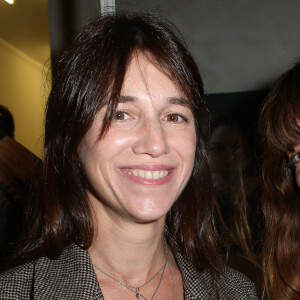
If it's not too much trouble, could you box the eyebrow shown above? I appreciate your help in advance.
[118,95,192,109]
[168,97,192,109]
[118,95,137,103]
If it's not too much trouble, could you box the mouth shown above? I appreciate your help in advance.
[119,165,174,185]
[122,169,170,180]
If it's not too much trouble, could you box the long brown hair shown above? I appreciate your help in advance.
[260,61,300,300]
[10,12,222,279]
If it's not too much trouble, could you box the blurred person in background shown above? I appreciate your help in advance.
[209,114,264,297]
[0,105,40,262]
[209,115,253,256]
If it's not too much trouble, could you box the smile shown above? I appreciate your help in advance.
[122,169,170,180]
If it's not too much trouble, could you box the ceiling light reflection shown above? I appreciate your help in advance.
[5,0,15,4]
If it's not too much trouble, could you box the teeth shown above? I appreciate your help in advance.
[123,169,169,179]
[145,171,153,179]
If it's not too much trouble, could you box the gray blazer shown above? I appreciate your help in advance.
[0,244,257,299]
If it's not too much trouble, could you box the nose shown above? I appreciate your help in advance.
[131,118,170,158]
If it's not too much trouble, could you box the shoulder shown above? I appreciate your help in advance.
[0,244,102,300]
[0,261,34,299]
[193,267,258,299]
[175,250,258,299]
[0,245,76,298]
[219,267,258,299]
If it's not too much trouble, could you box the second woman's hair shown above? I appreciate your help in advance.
[260,61,300,300]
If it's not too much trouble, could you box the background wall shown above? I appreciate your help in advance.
[0,0,50,157]
[2,0,300,156]
[116,0,300,93]
[49,0,300,93]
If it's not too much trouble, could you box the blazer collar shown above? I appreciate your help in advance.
[33,243,212,300]
[34,244,103,300]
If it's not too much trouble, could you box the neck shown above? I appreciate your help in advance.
[88,202,167,286]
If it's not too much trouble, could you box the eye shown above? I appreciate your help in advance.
[164,114,186,123]
[289,152,300,168]
[113,111,131,121]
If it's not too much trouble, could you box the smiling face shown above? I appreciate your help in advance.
[79,54,196,224]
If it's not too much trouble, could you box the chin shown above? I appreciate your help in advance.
[133,213,167,224]
[129,203,170,224]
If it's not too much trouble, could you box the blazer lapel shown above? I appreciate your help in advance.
[33,244,103,300]
[174,250,216,299]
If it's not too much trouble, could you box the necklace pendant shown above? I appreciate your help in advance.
[136,288,141,298]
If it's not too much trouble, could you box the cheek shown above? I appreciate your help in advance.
[102,125,138,149]
[172,128,196,162]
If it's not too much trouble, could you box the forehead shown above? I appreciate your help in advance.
[121,54,185,102]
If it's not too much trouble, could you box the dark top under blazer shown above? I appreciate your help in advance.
[0,244,257,299]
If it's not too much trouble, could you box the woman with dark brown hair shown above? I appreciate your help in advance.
[260,61,300,300]
[0,12,257,299]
